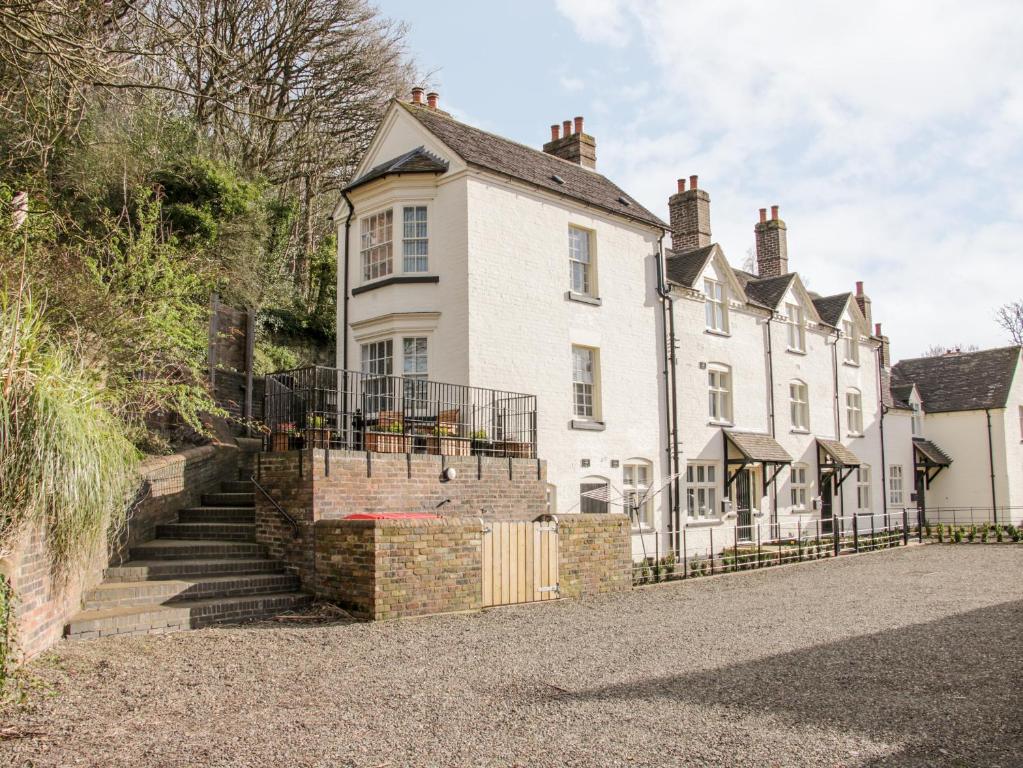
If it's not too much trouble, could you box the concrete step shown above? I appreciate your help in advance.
[202,492,254,507]
[156,522,256,542]
[177,506,255,524]
[129,539,265,561]
[221,480,254,493]
[83,573,302,610]
[66,592,312,639]
[105,558,286,582]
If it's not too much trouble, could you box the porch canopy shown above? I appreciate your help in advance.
[724,430,793,489]
[913,437,952,488]
[817,438,861,490]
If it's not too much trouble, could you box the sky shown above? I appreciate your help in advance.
[376,0,1023,361]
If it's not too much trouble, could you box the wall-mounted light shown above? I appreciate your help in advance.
[581,458,590,468]
[442,467,457,482]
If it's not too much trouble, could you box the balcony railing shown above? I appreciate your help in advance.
[263,366,537,458]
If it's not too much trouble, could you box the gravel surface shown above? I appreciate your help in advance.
[3,545,1022,767]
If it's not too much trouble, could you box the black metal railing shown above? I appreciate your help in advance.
[263,366,537,458]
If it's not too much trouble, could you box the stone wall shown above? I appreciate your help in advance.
[315,517,482,620]
[557,514,632,599]
[4,443,239,660]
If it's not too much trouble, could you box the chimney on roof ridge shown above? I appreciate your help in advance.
[854,280,873,329]
[411,87,424,105]
[426,91,439,109]
[543,115,596,168]
[668,174,712,253]
[550,124,560,142]
[755,204,788,277]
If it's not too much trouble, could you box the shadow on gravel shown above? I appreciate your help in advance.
[552,600,1023,767]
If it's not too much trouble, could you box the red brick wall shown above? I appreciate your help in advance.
[557,514,632,599]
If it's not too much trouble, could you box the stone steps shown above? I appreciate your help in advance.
[129,539,266,560]
[104,558,286,582]
[155,522,256,541]
[83,573,301,610]
[177,506,255,524]
[66,592,311,639]
[202,492,254,507]
[220,480,255,493]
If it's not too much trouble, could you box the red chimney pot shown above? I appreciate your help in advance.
[550,124,560,142]
[574,116,584,134]
[689,174,698,190]
[426,91,439,109]
[759,208,767,223]
[771,205,779,220]
[856,280,864,296]
[677,178,686,194]
[411,87,424,105]
[875,322,882,336]
[562,119,572,136]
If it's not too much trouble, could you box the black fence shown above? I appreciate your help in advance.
[263,366,537,458]
[914,506,1023,528]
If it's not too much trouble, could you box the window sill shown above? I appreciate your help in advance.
[790,428,810,435]
[846,432,864,438]
[790,508,813,515]
[704,328,730,338]
[570,419,605,431]
[565,291,602,306]
[708,420,734,428]
[685,518,723,528]
[786,347,807,356]
[351,274,439,295]
[842,360,860,368]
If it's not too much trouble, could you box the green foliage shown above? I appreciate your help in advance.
[953,527,963,544]
[935,523,944,543]
[967,525,976,542]
[0,577,13,696]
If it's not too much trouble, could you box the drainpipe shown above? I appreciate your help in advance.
[876,343,888,520]
[340,190,355,371]
[985,408,998,523]
[654,233,681,548]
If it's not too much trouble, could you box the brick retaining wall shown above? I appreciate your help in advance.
[557,514,633,599]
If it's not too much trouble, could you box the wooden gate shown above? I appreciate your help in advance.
[481,519,559,607]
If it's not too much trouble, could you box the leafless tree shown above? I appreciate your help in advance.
[921,343,980,357]
[995,301,1023,346]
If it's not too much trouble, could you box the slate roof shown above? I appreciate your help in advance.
[665,245,715,287]
[891,383,915,407]
[345,146,449,192]
[891,346,1021,413]
[880,370,913,411]
[741,273,795,310]
[913,438,953,466]
[726,431,793,463]
[817,438,861,467]
[812,293,851,328]
[401,102,666,229]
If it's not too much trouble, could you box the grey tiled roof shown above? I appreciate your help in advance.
[742,274,795,310]
[345,146,448,192]
[812,293,851,327]
[817,438,861,467]
[882,372,913,410]
[665,245,715,287]
[891,383,915,407]
[892,346,1021,413]
[913,438,952,466]
[402,102,666,229]
[726,430,793,463]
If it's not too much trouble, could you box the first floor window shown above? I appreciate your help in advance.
[708,366,732,423]
[572,346,598,419]
[790,380,809,430]
[843,320,859,364]
[790,463,808,510]
[402,206,429,272]
[786,303,805,351]
[889,465,904,506]
[580,477,609,514]
[402,337,428,411]
[361,339,393,413]
[704,278,728,332]
[569,226,593,295]
[846,389,863,434]
[360,209,393,281]
[686,463,718,519]
[856,465,871,511]
[912,401,923,436]
[624,460,653,528]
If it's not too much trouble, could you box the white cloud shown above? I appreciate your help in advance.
[555,0,1023,359]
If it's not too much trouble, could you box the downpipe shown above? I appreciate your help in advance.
[654,233,682,552]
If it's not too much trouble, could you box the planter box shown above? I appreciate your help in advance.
[498,441,532,459]
[305,428,331,449]
[365,432,410,454]
[425,436,471,456]
[471,439,496,456]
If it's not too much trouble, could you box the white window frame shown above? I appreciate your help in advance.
[790,463,809,511]
[846,388,864,435]
[856,465,871,511]
[360,209,394,282]
[401,205,428,273]
[786,303,805,352]
[572,345,600,420]
[624,460,653,529]
[568,226,595,297]
[843,320,860,365]
[580,476,610,514]
[789,380,809,431]
[401,336,428,412]
[360,339,394,413]
[704,278,729,333]
[707,364,732,424]
[686,463,719,519]
[889,465,904,506]
[911,400,923,436]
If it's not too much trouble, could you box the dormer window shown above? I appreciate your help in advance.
[786,303,805,352]
[704,279,728,333]
[911,400,923,436]
[843,320,859,364]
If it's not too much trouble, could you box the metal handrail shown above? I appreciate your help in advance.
[250,475,300,533]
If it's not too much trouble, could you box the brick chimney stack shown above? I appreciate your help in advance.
[426,91,439,109]
[668,175,712,253]
[754,205,788,277]
[411,87,424,105]
[855,280,873,329]
[543,116,596,169]
[875,322,890,370]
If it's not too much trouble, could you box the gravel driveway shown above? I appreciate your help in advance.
[3,545,1021,767]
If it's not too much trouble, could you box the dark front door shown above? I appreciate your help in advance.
[736,469,753,542]
[915,470,927,525]
[820,476,834,535]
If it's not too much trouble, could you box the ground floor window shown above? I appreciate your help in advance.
[623,460,653,528]
[686,463,718,519]
[856,465,871,511]
[580,477,609,514]
[889,465,904,506]
[402,336,428,412]
[361,339,393,413]
[790,463,808,510]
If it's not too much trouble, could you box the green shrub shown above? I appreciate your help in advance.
[935,523,944,543]
[953,528,963,544]
[995,525,1004,543]
[967,525,976,542]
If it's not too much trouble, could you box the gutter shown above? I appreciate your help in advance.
[340,190,355,370]
[985,408,998,521]
[654,233,681,548]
